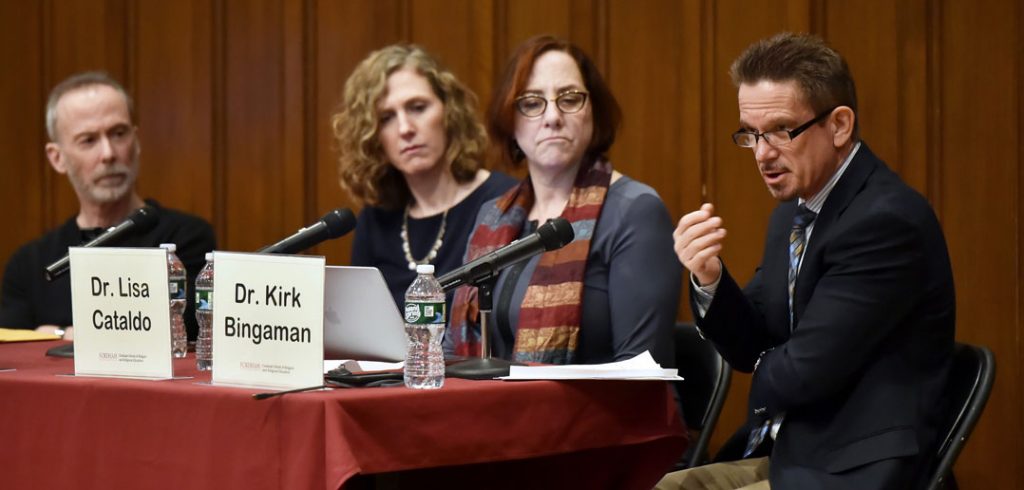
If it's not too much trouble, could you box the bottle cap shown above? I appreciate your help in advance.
[205,252,213,261]
[415,264,435,274]
[159,243,177,252]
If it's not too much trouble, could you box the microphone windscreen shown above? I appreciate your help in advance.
[129,205,160,231]
[321,208,357,239]
[538,217,575,251]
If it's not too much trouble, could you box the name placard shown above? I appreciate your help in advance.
[212,252,325,389]
[70,247,173,379]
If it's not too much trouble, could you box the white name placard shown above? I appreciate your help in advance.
[70,247,173,379]
[212,252,325,389]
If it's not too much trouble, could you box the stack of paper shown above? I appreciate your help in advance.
[499,351,682,381]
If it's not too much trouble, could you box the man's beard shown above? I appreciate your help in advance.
[68,159,139,204]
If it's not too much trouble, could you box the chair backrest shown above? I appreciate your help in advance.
[673,322,732,468]
[921,342,996,490]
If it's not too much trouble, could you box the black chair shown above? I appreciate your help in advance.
[672,322,732,468]
[920,342,995,490]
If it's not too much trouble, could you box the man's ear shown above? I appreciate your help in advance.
[45,142,67,174]
[831,106,855,147]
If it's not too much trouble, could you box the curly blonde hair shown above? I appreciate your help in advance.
[331,45,487,210]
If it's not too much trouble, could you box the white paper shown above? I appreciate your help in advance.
[499,351,682,381]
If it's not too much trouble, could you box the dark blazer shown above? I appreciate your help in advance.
[694,144,955,489]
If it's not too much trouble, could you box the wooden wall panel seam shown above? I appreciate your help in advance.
[493,0,508,84]
[896,2,906,179]
[700,0,714,203]
[125,0,137,102]
[810,0,826,38]
[927,0,943,216]
[1017,0,1024,484]
[41,0,55,230]
[303,0,318,222]
[277,0,289,216]
[596,0,609,77]
[399,0,411,42]
[211,0,227,246]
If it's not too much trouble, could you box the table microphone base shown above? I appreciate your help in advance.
[446,357,522,380]
[46,343,75,358]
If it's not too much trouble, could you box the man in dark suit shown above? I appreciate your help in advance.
[658,33,955,489]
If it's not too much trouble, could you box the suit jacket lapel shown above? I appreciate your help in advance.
[792,144,881,326]
[762,201,797,341]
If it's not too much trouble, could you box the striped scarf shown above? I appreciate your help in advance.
[448,159,611,364]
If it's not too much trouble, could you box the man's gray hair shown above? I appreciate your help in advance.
[45,71,135,142]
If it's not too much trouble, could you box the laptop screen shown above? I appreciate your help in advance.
[323,266,406,362]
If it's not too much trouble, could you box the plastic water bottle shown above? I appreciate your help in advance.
[160,243,188,358]
[195,253,214,371]
[403,264,446,389]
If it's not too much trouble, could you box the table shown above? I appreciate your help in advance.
[0,340,686,489]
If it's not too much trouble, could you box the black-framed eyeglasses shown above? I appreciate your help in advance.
[514,90,589,118]
[731,106,837,148]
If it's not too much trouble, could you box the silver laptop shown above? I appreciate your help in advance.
[323,266,406,362]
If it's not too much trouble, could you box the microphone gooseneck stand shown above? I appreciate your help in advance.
[445,278,523,380]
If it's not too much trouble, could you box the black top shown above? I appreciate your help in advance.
[0,199,217,339]
[351,171,517,311]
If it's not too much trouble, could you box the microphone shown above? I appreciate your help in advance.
[256,208,357,254]
[438,217,575,291]
[45,205,160,281]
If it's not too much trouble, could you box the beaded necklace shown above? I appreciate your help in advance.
[400,206,448,271]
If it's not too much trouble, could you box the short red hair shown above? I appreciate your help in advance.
[487,35,622,168]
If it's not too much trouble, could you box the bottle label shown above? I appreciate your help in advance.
[169,279,186,300]
[196,290,213,311]
[404,302,445,324]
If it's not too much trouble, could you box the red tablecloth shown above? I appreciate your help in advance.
[0,340,686,489]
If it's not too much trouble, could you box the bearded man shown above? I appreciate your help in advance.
[0,72,215,341]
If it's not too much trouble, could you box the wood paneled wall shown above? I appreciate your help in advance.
[0,1,1018,486]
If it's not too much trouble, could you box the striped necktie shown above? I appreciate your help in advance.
[788,205,817,330]
[743,205,820,458]
[744,205,820,458]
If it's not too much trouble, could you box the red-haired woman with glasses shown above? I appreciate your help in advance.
[447,36,681,366]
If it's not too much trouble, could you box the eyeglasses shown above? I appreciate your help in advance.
[515,90,589,118]
[731,106,837,148]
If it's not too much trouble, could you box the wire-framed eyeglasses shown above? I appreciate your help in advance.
[731,106,837,148]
